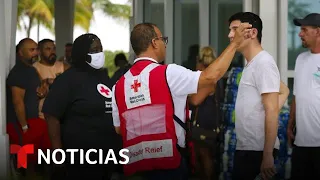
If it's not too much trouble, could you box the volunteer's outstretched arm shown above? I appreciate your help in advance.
[196,23,251,92]
[188,85,215,106]
[188,23,251,106]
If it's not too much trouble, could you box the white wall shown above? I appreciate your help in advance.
[0,0,18,178]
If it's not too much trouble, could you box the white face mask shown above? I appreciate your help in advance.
[87,52,105,69]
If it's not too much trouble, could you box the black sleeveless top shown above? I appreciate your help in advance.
[193,80,224,131]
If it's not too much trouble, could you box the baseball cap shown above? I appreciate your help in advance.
[293,13,320,27]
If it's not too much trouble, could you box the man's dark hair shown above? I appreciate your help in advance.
[65,43,73,47]
[130,23,158,56]
[114,53,128,67]
[229,12,263,43]
[71,33,99,69]
[38,39,54,50]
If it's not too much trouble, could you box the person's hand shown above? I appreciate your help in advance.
[21,124,29,133]
[37,87,47,98]
[47,78,54,85]
[232,23,252,48]
[287,124,295,148]
[23,128,28,133]
[260,154,276,180]
[37,80,49,98]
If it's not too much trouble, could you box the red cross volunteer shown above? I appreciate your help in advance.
[112,58,198,175]
[111,22,251,179]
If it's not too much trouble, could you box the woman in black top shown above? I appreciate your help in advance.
[42,33,122,179]
[191,46,224,180]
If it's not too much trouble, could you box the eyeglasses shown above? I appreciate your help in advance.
[153,36,168,45]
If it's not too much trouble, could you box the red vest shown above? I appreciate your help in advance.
[114,60,182,175]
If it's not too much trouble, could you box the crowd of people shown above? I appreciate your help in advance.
[5,11,320,180]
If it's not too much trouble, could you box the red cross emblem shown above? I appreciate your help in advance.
[97,84,112,98]
[131,79,141,92]
[100,86,109,96]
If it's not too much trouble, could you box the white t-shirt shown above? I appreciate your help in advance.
[112,57,201,148]
[235,50,280,151]
[293,51,320,147]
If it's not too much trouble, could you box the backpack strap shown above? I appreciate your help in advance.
[173,102,190,131]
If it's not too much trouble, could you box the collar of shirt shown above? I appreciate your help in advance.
[134,57,158,64]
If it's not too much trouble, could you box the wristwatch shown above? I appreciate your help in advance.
[22,125,29,130]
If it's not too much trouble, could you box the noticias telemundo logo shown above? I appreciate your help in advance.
[10,144,130,168]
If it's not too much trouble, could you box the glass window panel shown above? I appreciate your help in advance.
[180,2,199,70]
[144,0,165,33]
[210,0,244,69]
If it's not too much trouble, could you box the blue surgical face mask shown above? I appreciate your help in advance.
[87,52,105,69]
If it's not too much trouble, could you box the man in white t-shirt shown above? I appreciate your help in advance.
[228,12,289,180]
[112,22,252,179]
[287,13,320,180]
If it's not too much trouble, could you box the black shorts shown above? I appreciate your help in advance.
[232,149,278,180]
[291,146,320,180]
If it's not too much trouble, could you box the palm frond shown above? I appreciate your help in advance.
[73,0,94,31]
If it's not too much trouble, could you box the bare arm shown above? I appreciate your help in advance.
[197,23,252,90]
[115,127,121,135]
[112,85,122,135]
[45,114,62,149]
[278,81,290,110]
[197,43,238,89]
[11,87,28,129]
[188,85,215,106]
[262,92,279,156]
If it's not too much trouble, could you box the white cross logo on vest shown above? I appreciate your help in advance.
[97,84,112,98]
[124,64,158,109]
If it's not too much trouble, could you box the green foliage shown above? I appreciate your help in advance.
[18,0,54,36]
[74,0,94,32]
[104,50,129,77]
[18,0,131,37]
[93,0,131,20]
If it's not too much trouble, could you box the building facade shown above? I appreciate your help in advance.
[0,0,319,178]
